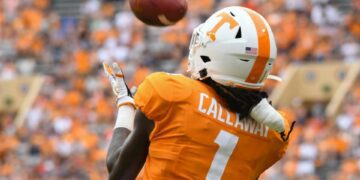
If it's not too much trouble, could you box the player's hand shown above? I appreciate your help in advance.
[103,62,134,107]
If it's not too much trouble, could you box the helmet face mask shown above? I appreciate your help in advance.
[188,24,206,79]
[188,24,213,80]
[188,6,277,90]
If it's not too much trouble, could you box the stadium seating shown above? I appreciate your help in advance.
[0,0,359,179]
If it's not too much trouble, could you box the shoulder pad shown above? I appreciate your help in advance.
[145,72,193,102]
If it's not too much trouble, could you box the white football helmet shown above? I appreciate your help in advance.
[188,6,278,89]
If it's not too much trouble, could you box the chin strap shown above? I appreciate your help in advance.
[280,121,296,142]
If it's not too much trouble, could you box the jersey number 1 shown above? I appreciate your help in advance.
[206,130,239,180]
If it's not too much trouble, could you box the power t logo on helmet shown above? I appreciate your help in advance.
[206,12,239,41]
[188,6,277,89]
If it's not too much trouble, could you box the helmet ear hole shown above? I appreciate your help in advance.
[200,55,211,63]
[235,27,242,39]
[199,68,208,79]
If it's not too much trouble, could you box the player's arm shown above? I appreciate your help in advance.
[106,127,130,172]
[102,63,154,179]
[107,110,154,180]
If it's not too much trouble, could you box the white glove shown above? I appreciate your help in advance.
[250,98,285,133]
[103,62,134,108]
[103,62,136,131]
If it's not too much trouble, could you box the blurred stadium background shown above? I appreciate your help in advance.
[0,0,359,179]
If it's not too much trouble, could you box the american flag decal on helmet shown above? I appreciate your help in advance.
[245,47,258,56]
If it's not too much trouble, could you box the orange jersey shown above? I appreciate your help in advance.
[134,72,290,180]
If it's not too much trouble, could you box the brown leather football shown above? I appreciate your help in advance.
[129,0,188,26]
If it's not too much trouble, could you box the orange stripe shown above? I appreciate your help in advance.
[244,9,270,83]
[115,73,124,78]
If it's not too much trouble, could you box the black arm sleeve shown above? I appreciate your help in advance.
[107,110,154,180]
[106,127,131,172]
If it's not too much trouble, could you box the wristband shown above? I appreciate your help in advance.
[116,96,135,108]
[114,104,136,131]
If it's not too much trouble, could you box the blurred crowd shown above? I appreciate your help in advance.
[0,0,359,179]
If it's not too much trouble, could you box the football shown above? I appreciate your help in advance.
[129,0,188,26]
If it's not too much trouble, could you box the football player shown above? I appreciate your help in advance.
[104,6,295,180]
